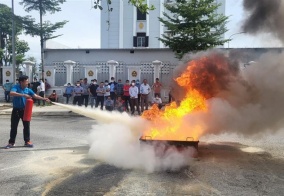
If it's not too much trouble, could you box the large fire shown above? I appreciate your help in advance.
[141,57,214,141]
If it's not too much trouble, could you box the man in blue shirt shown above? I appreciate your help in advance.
[5,75,50,149]
[2,79,13,102]
[109,77,117,100]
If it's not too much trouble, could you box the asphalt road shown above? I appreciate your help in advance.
[0,116,284,196]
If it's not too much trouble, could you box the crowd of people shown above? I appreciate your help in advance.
[64,77,164,115]
[2,76,164,149]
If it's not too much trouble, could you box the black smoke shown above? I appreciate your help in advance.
[242,0,284,42]
[173,49,284,136]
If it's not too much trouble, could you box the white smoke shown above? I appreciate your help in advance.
[53,103,195,173]
[87,121,195,173]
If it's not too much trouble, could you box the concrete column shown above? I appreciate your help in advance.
[2,66,14,83]
[151,60,163,81]
[44,65,57,87]
[107,60,118,81]
[64,60,76,85]
[23,61,35,81]
[84,66,100,81]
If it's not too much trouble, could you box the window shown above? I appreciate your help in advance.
[137,8,146,20]
[137,37,146,47]
[133,33,148,47]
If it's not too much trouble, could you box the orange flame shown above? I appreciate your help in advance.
[141,58,210,141]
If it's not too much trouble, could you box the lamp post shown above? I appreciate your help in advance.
[11,0,16,82]
[228,32,246,48]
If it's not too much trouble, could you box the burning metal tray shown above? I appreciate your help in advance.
[140,136,199,150]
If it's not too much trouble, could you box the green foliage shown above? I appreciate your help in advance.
[93,0,155,13]
[20,0,68,41]
[0,3,32,66]
[159,0,229,59]
[19,0,66,15]
[20,0,67,80]
[24,20,68,41]
[5,38,30,66]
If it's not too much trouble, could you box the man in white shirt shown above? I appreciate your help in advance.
[152,95,163,109]
[129,80,140,115]
[104,80,111,101]
[38,79,46,106]
[140,79,151,112]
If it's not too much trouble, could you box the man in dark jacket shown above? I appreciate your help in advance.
[88,79,99,108]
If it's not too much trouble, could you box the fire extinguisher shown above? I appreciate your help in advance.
[23,99,33,121]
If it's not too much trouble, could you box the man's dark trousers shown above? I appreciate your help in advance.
[9,108,30,144]
[4,91,10,102]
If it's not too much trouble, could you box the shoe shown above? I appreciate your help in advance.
[24,141,34,148]
[5,143,15,149]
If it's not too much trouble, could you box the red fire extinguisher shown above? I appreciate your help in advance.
[23,99,33,121]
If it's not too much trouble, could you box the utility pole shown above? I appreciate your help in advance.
[12,0,16,82]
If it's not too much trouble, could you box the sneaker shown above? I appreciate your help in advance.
[24,141,34,148]
[5,143,15,149]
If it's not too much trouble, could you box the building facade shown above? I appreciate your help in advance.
[101,0,226,49]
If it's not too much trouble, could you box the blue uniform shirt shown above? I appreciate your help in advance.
[11,84,35,109]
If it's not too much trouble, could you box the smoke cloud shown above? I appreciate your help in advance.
[242,0,284,43]
[88,122,195,173]
[53,103,195,172]
[177,50,284,136]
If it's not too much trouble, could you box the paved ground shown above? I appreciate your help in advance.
[1,114,284,196]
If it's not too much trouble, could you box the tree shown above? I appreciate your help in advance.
[159,0,229,59]
[93,0,155,13]
[19,0,68,80]
[0,3,27,66]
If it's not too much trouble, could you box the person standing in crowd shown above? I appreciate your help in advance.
[64,83,73,104]
[152,94,163,109]
[37,79,45,106]
[45,79,51,92]
[123,80,131,112]
[129,80,140,115]
[140,79,151,112]
[109,77,117,101]
[95,82,105,110]
[104,80,111,100]
[88,79,98,108]
[114,79,124,98]
[114,96,125,112]
[73,81,83,106]
[4,75,50,149]
[104,96,114,111]
[81,78,89,107]
[79,78,83,85]
[152,78,162,98]
[135,79,141,105]
[31,78,40,94]
[3,79,13,103]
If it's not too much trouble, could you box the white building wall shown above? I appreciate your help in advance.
[44,49,178,64]
[122,2,134,48]
[100,0,226,49]
[101,1,120,48]
[148,0,162,48]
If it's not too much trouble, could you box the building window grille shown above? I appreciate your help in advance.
[137,8,146,20]
[137,37,146,47]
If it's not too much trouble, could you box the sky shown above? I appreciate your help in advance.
[2,0,283,63]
